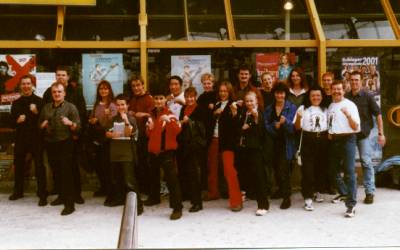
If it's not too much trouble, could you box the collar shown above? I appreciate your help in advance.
[289,88,306,97]
[52,101,65,108]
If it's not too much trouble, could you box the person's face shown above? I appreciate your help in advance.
[350,74,362,93]
[281,55,288,65]
[219,85,229,101]
[131,80,145,96]
[51,85,66,103]
[309,90,322,106]
[169,79,182,96]
[274,91,286,103]
[98,84,110,98]
[238,70,251,84]
[245,94,257,110]
[184,93,196,106]
[20,78,34,96]
[262,74,274,91]
[331,83,345,102]
[154,95,166,109]
[322,75,333,94]
[202,79,214,92]
[116,99,128,113]
[291,71,302,86]
[0,65,7,75]
[55,70,69,86]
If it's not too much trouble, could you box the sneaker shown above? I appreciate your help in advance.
[364,193,374,204]
[170,209,182,220]
[344,207,355,218]
[314,192,324,203]
[255,209,268,216]
[331,194,346,204]
[304,199,314,211]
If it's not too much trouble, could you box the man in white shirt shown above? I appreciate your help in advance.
[327,81,360,218]
[166,75,185,119]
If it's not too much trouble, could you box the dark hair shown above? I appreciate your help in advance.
[350,70,362,78]
[169,75,183,86]
[0,61,9,70]
[331,80,344,89]
[287,67,308,90]
[184,86,197,98]
[94,80,114,108]
[129,75,144,85]
[217,80,235,101]
[55,65,70,75]
[238,64,251,73]
[271,81,289,97]
[303,84,328,109]
[150,82,168,97]
[115,94,129,104]
[19,74,34,84]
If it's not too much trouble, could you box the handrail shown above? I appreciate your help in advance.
[117,192,138,249]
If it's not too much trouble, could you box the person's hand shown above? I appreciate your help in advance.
[236,100,244,107]
[279,115,286,124]
[174,99,185,106]
[105,131,114,138]
[296,109,303,119]
[166,95,174,102]
[40,120,49,129]
[61,116,73,126]
[146,117,154,130]
[208,103,214,110]
[136,112,150,118]
[242,124,250,130]
[378,134,386,147]
[17,114,26,124]
[160,114,171,123]
[214,108,223,116]
[88,117,98,124]
[230,102,238,116]
[30,104,38,114]
[251,109,258,118]
[182,115,190,124]
[120,112,129,123]
[275,122,281,129]
[340,107,350,117]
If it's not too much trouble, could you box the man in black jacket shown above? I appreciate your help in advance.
[9,75,47,206]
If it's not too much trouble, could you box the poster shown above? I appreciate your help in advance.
[34,73,55,98]
[0,54,36,105]
[255,52,296,83]
[341,56,382,162]
[171,55,211,95]
[82,53,123,108]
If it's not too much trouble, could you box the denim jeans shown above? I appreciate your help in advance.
[330,135,357,208]
[357,136,375,195]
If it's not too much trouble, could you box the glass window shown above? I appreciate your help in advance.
[315,0,395,39]
[390,0,400,23]
[147,1,186,40]
[231,0,314,40]
[187,0,228,40]
[0,6,56,40]
[64,0,139,41]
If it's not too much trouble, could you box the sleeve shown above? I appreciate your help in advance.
[10,101,19,128]
[282,104,296,134]
[38,105,47,128]
[69,104,81,131]
[368,94,381,117]
[292,105,304,124]
[76,89,87,130]
[42,87,52,104]
[128,115,139,141]
[264,108,277,137]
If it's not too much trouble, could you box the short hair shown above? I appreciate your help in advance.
[271,81,289,97]
[0,61,9,69]
[350,71,362,78]
[55,65,70,75]
[245,91,258,101]
[217,80,235,101]
[115,94,129,104]
[238,64,251,73]
[19,74,34,84]
[303,84,328,109]
[200,72,215,83]
[129,75,144,85]
[322,72,335,80]
[169,75,183,86]
[184,86,197,98]
[51,81,65,91]
[331,80,344,89]
[261,72,274,79]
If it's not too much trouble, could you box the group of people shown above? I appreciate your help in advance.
[7,64,385,220]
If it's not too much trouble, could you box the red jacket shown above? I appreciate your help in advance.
[147,107,181,154]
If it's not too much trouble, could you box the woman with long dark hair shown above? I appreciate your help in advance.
[287,67,308,107]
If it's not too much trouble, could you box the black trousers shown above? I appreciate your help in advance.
[93,141,111,193]
[237,148,269,209]
[148,151,183,210]
[272,142,292,199]
[182,147,203,206]
[71,139,82,198]
[13,142,47,198]
[136,135,150,194]
[46,139,75,208]
[301,133,329,199]
[109,161,142,207]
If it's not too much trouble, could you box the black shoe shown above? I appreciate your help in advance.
[364,194,374,204]
[189,204,203,213]
[106,199,124,207]
[75,195,85,204]
[265,200,270,210]
[280,198,291,209]
[50,197,63,206]
[38,197,48,206]
[137,206,144,216]
[170,209,182,220]
[61,206,75,216]
[103,197,113,206]
[9,193,23,201]
[93,189,106,197]
[144,199,160,206]
[271,191,282,199]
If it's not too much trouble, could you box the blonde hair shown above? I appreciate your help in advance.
[201,72,215,83]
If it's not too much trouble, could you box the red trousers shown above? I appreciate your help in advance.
[207,138,242,208]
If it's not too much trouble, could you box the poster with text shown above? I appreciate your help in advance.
[171,55,211,95]
[0,54,36,105]
[34,73,56,98]
[82,53,123,108]
[342,56,382,162]
[255,52,296,83]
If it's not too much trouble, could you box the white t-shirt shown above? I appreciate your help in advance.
[167,92,185,119]
[327,98,360,134]
[293,105,328,132]
[213,100,229,138]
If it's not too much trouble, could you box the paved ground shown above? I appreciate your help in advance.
[0,187,400,249]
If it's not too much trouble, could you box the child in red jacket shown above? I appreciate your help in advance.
[144,88,183,220]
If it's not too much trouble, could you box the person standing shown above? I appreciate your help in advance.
[39,82,80,215]
[287,67,308,108]
[328,80,360,218]
[234,64,264,111]
[346,71,385,204]
[9,75,47,206]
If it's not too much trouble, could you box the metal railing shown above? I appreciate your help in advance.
[118,192,138,249]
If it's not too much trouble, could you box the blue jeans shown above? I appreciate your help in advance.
[330,135,357,208]
[357,137,375,195]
